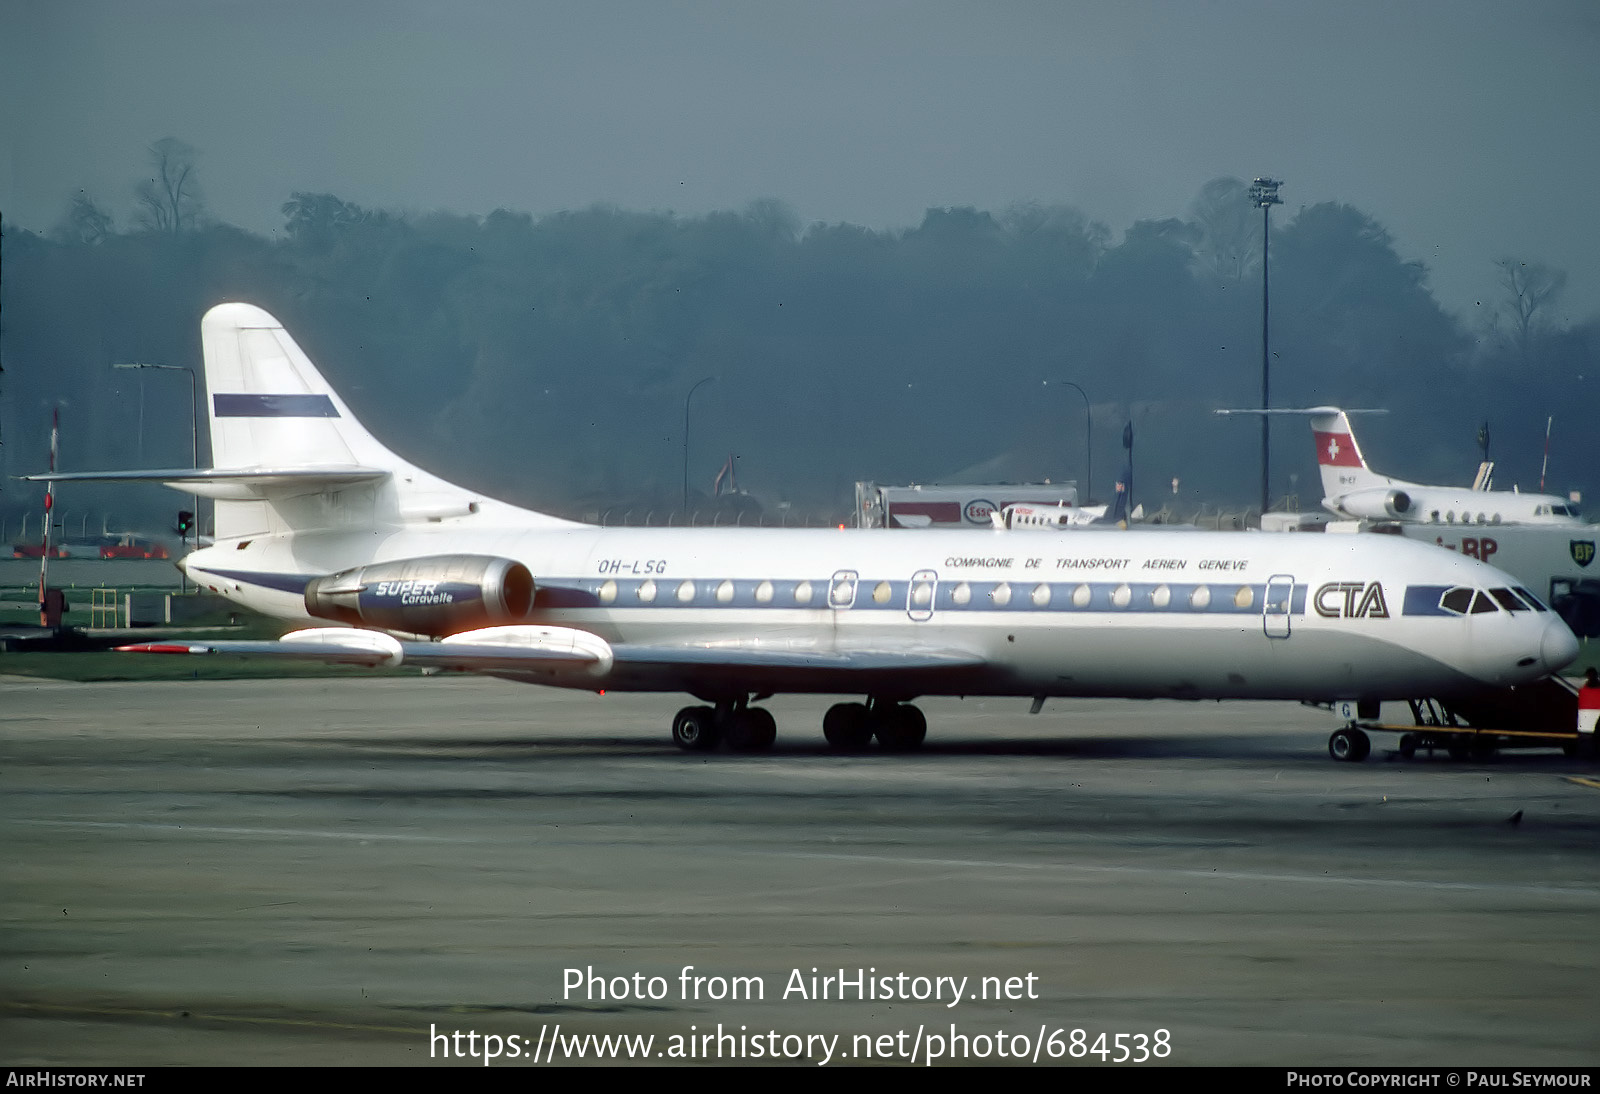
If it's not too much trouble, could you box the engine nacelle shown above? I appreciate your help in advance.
[1335,488,1412,520]
[304,554,535,636]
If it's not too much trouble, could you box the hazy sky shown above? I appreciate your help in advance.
[4,0,1597,321]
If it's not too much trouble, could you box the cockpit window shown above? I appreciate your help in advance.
[1489,588,1525,612]
[1439,587,1474,615]
[1469,591,1499,614]
[1514,587,1549,612]
[1552,504,1579,517]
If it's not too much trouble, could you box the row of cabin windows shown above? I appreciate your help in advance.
[596,578,1260,610]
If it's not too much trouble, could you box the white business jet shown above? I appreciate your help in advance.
[34,307,1577,753]
[1221,407,1584,526]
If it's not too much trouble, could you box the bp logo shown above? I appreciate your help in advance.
[1572,541,1595,568]
[964,499,997,524]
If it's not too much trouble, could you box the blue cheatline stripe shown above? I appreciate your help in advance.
[1403,585,1456,617]
[575,577,1313,615]
[197,568,313,594]
[213,393,339,418]
[195,571,1458,622]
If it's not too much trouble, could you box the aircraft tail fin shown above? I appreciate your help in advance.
[1216,406,1392,504]
[1304,407,1392,497]
[198,303,574,538]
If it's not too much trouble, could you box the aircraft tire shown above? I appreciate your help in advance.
[1328,727,1370,763]
[823,702,873,751]
[875,704,927,751]
[725,707,777,752]
[1398,733,1419,759]
[672,705,720,751]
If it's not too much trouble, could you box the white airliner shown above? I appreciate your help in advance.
[1222,407,1584,526]
[34,306,1578,753]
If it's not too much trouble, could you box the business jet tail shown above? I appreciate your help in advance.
[1216,406,1395,503]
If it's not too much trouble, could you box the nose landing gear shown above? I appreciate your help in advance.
[1327,726,1371,762]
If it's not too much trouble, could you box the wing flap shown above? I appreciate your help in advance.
[116,627,987,688]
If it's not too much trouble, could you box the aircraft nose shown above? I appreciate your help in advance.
[1541,616,1580,673]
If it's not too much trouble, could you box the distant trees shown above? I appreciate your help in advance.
[2,170,1594,533]
[1189,177,1258,284]
[1492,257,1568,366]
[52,193,114,245]
[134,138,205,235]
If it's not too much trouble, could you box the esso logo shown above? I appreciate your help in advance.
[964,499,997,524]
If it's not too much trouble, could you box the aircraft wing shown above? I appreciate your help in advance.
[117,625,988,687]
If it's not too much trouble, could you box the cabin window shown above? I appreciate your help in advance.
[1111,583,1132,608]
[991,582,1013,607]
[676,580,696,603]
[1151,584,1171,608]
[872,581,892,604]
[794,580,814,605]
[598,579,618,604]
[1072,583,1092,607]
[1233,585,1254,609]
[755,580,774,603]
[716,580,735,603]
[1190,585,1212,609]
[1031,583,1051,607]
[951,582,972,606]
[637,579,657,603]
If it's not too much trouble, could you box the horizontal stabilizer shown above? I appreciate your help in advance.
[27,466,389,501]
[1214,407,1390,415]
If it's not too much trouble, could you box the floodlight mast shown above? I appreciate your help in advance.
[1249,178,1283,519]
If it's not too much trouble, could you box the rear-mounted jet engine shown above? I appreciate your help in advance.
[304,554,535,636]
[1332,488,1412,520]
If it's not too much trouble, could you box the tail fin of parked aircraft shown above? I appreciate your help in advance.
[29,304,578,539]
[1216,406,1393,504]
[199,303,577,538]
[1303,407,1393,497]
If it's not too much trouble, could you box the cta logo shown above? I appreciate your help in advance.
[1314,581,1389,619]
[964,499,997,524]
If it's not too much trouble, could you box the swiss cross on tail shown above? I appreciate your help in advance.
[1314,431,1364,468]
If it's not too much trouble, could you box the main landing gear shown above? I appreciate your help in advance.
[822,700,926,752]
[671,698,777,753]
[670,696,928,753]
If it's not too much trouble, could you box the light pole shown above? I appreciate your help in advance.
[114,362,198,589]
[1249,177,1282,517]
[682,376,716,521]
[1048,379,1092,504]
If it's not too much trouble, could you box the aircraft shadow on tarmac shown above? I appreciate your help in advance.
[310,732,1594,769]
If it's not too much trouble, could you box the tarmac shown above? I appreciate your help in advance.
[2,674,1598,1067]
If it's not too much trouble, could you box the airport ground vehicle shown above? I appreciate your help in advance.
[1324,676,1598,762]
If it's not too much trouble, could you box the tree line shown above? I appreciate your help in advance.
[2,141,1593,539]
